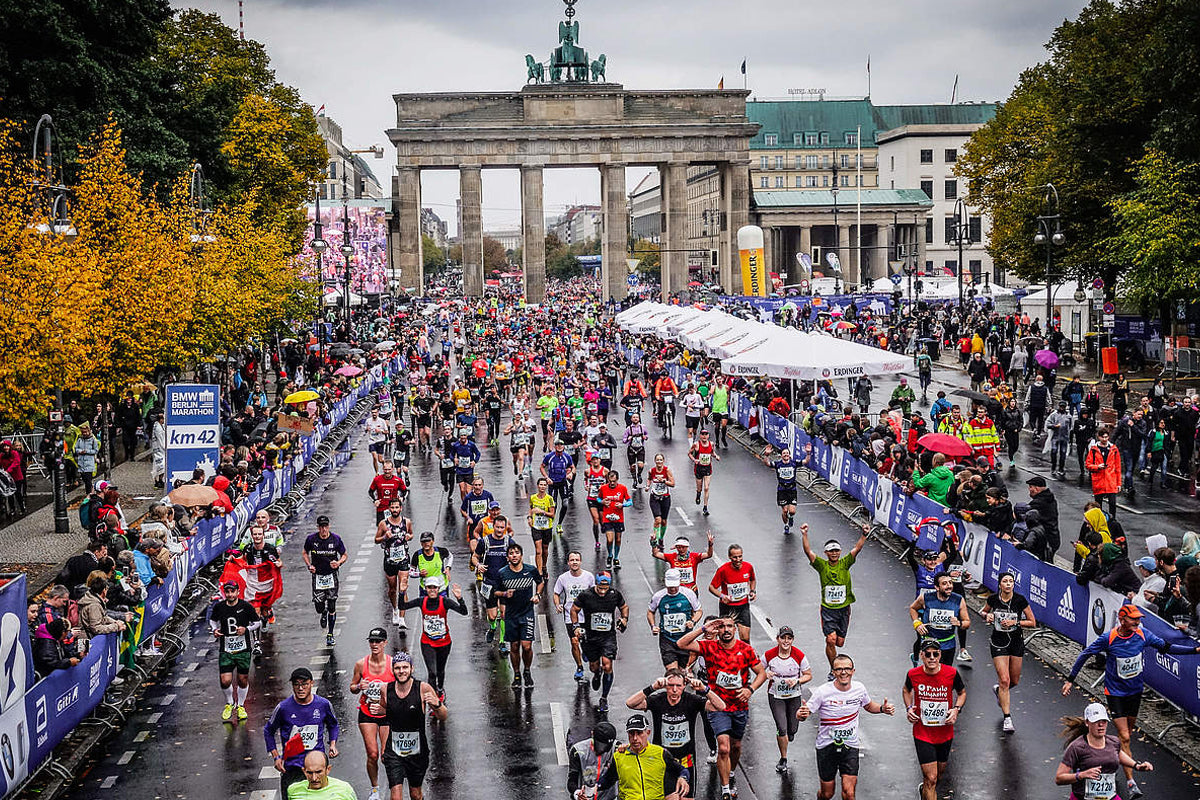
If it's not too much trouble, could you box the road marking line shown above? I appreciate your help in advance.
[353,557,369,564]
[116,751,135,765]
[1116,504,1144,515]
[147,713,162,723]
[259,766,279,780]
[350,566,366,573]
[160,694,176,706]
[133,731,149,743]
[196,648,209,657]
[538,614,552,654]
[249,791,278,800]
[310,655,330,665]
[676,508,694,527]
[549,702,569,766]
[100,776,118,789]
[185,662,199,672]
[174,677,188,687]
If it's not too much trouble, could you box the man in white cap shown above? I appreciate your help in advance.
[652,533,714,594]
[647,569,703,670]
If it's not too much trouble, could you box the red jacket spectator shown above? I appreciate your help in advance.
[767,396,791,418]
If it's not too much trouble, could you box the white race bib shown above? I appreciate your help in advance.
[727,582,749,602]
[598,447,611,460]
[823,584,847,605]
[470,500,487,516]
[663,394,674,404]
[829,725,857,743]
[532,512,552,530]
[651,481,668,496]
[662,612,686,634]
[440,457,454,468]
[676,566,694,585]
[1084,772,1117,800]
[314,573,335,590]
[777,466,795,480]
[992,611,1018,632]
[390,730,421,757]
[423,615,447,639]
[364,682,382,703]
[927,608,955,628]
[1116,653,1143,680]
[772,680,801,699]
[715,670,743,690]
[456,455,473,468]
[296,724,319,751]
[224,634,246,653]
[662,720,690,748]
[919,699,949,727]
[590,612,613,632]
[698,453,712,465]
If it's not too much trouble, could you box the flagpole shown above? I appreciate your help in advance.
[856,124,862,288]
[867,55,871,99]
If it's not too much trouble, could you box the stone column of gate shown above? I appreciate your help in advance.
[721,162,750,293]
[761,226,775,290]
[460,166,484,296]
[660,163,688,298]
[839,223,854,288]
[520,166,546,304]
[396,166,423,295]
[600,163,628,301]
[799,225,812,282]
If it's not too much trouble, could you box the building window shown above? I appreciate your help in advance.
[845,132,858,146]
[840,175,849,187]
[764,134,778,146]
[794,156,802,169]
[328,162,337,179]
[839,154,849,168]
[806,176,818,187]
[945,148,957,163]
[804,132,818,145]
[819,132,829,144]
[775,176,785,188]
[823,175,829,187]
[760,176,769,188]
[793,133,803,145]
[969,259,982,278]
[925,218,933,244]
[890,155,894,171]
[822,155,830,168]
[796,176,804,187]
[775,155,784,169]
[969,216,982,243]
[945,180,958,200]
[760,156,768,170]
[806,155,819,169]
[920,180,933,200]
[857,175,864,186]
[919,149,933,164]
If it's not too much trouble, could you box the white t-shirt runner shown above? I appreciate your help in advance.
[553,570,596,623]
[804,680,872,749]
[365,416,390,445]
[765,647,811,699]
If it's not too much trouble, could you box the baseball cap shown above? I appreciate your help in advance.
[599,421,608,427]
[625,712,651,731]
[596,571,613,584]
[93,479,114,493]
[823,540,842,552]
[664,569,682,588]
[777,626,795,638]
[919,638,942,653]
[316,515,330,526]
[488,501,501,509]
[425,575,444,589]
[420,531,435,542]
[1026,476,1047,488]
[674,536,690,547]
[367,627,388,642]
[290,667,314,683]
[593,721,617,745]
[1083,702,1110,723]
[1134,556,1157,571]
[1118,604,1143,619]
[222,580,239,590]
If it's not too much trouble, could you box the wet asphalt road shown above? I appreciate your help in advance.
[67,409,1200,800]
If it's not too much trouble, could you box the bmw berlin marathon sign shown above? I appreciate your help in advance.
[165,384,221,484]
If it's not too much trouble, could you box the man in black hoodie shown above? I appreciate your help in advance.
[1025,477,1060,557]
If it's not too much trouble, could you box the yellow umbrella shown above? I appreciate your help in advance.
[284,390,320,404]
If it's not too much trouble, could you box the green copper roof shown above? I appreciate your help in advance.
[753,189,934,208]
[747,99,996,149]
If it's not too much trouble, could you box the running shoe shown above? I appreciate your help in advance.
[326,633,335,646]
[730,775,738,796]
[237,706,248,721]
[957,648,972,663]
[606,557,614,569]
[592,670,602,690]
[1127,779,1143,798]
[392,608,401,625]
[597,697,608,713]
[721,788,732,800]
[702,505,709,516]
[613,558,621,568]
[706,753,718,765]
[486,626,495,643]
[368,788,381,800]
[1002,715,1014,733]
[574,667,585,682]
[775,757,787,773]
[511,674,522,689]
[499,642,510,655]
[222,704,233,722]
[397,616,407,631]
[437,689,446,704]
[783,525,791,536]
[695,492,701,505]
[594,539,601,550]
[523,670,534,687]
[320,612,328,629]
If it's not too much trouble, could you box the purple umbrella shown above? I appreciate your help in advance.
[1034,349,1059,369]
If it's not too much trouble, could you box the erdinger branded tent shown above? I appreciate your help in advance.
[703,317,771,358]
[721,329,910,380]
[679,310,739,350]
[615,302,666,329]
[662,306,710,336]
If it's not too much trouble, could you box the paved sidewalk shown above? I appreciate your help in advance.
[0,452,159,595]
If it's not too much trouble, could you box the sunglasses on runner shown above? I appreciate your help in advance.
[922,649,942,658]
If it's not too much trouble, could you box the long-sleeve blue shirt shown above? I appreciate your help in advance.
[1068,626,1199,696]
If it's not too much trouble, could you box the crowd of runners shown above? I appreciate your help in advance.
[192,277,1194,800]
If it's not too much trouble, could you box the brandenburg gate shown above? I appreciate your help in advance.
[386,0,758,303]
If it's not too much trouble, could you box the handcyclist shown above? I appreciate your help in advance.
[681,383,705,444]
[646,454,676,549]
[796,653,895,800]
[621,374,649,427]
[571,570,629,712]
[496,541,544,689]
[801,523,869,678]
[653,533,715,594]
[553,551,596,683]
[208,579,260,723]
[654,373,679,436]
[400,578,467,700]
[375,497,415,629]
[432,425,457,499]
[412,531,452,593]
[302,515,347,646]
[760,446,798,535]
[625,667,726,791]
[540,439,577,535]
[369,652,447,800]
[599,469,633,569]
[688,429,719,516]
[369,461,407,524]
[1062,603,1200,798]
[622,413,649,489]
[350,628,394,800]
[583,454,610,550]
[763,626,813,773]
[904,639,966,800]
[527,477,557,580]
[708,544,756,643]
[647,568,704,670]
[981,571,1036,733]
[471,511,518,653]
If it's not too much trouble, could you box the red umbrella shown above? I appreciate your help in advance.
[916,433,973,458]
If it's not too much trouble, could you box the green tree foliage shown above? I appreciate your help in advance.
[630,239,661,273]
[422,234,445,271]
[483,236,508,271]
[957,0,1199,294]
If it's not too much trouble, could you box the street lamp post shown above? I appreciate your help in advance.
[1033,183,1066,334]
[947,197,972,310]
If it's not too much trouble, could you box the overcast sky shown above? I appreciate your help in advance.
[184,0,1088,235]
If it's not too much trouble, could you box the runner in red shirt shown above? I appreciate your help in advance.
[688,429,721,516]
[652,532,715,593]
[708,544,756,642]
[597,470,631,570]
[583,455,609,548]
[903,640,967,800]
[678,617,766,800]
[367,460,407,523]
